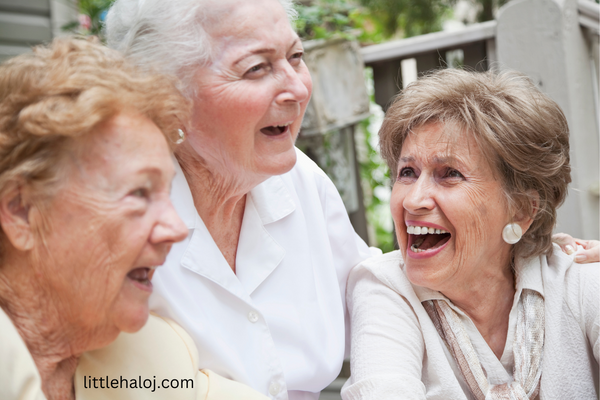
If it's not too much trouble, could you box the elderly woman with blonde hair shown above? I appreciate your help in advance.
[342,69,599,399]
[0,38,268,400]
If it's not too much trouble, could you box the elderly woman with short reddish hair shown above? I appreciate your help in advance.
[0,38,191,399]
[342,69,599,399]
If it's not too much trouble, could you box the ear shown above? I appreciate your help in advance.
[512,190,540,234]
[0,184,35,251]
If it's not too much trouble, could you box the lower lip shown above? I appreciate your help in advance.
[407,238,450,259]
[128,277,153,293]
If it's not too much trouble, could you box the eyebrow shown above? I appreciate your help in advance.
[399,155,466,168]
[232,38,301,66]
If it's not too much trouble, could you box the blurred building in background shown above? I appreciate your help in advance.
[0,0,76,62]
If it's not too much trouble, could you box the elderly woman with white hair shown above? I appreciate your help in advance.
[98,0,376,399]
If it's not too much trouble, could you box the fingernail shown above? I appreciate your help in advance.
[565,245,575,255]
[575,253,587,263]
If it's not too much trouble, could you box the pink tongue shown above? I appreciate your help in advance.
[127,268,148,281]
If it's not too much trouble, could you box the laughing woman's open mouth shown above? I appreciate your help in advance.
[406,224,451,258]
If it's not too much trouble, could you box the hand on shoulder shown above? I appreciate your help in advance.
[553,233,600,263]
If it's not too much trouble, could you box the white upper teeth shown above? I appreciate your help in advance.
[276,122,292,127]
[407,225,448,235]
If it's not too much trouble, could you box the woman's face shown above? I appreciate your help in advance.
[184,0,312,181]
[36,113,187,344]
[390,122,514,293]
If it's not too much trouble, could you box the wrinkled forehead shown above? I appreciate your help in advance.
[403,121,469,151]
[401,121,493,167]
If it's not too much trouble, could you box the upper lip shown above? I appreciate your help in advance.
[261,119,295,129]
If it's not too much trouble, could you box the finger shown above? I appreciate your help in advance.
[552,233,577,255]
[582,239,600,251]
[575,246,600,263]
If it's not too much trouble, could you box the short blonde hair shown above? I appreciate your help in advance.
[0,37,190,253]
[380,68,571,258]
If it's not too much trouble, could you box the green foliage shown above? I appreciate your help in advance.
[357,116,395,253]
[296,0,454,42]
[359,0,453,38]
[296,0,386,43]
[63,0,115,39]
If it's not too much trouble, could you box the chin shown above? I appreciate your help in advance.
[263,148,297,176]
[114,302,151,334]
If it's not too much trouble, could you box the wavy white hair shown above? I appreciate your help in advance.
[105,0,297,96]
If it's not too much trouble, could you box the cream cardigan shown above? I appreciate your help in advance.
[342,246,599,400]
[75,313,269,400]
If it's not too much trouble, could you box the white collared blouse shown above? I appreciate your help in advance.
[342,247,599,400]
[150,149,376,400]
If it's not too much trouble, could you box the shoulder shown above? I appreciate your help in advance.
[0,309,45,400]
[544,243,600,289]
[77,312,199,379]
[543,244,599,325]
[76,314,269,400]
[347,251,413,299]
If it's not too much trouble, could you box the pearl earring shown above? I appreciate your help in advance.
[502,223,522,244]
[176,129,185,144]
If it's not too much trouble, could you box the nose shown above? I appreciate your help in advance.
[275,62,311,105]
[150,200,188,246]
[402,175,436,215]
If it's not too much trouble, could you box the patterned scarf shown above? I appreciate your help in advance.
[423,289,545,400]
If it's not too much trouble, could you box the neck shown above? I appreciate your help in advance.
[0,257,83,399]
[176,144,257,272]
[441,257,516,359]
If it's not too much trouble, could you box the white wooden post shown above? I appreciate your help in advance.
[497,0,600,239]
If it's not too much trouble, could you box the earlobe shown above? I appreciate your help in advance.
[0,185,35,251]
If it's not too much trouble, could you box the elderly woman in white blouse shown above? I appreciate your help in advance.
[104,0,374,398]
[342,69,599,399]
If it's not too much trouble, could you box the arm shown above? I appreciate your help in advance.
[552,233,599,263]
[341,264,427,400]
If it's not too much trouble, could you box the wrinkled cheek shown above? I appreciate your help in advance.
[454,204,489,267]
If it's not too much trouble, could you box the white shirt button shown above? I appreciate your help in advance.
[269,381,281,396]
[247,310,259,323]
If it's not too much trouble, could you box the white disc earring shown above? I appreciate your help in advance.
[502,223,523,244]
[176,128,185,144]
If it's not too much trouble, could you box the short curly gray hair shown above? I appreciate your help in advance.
[105,0,297,97]
[380,68,571,258]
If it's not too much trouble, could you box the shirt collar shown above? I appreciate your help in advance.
[249,174,296,225]
[410,254,545,303]
[170,158,296,230]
